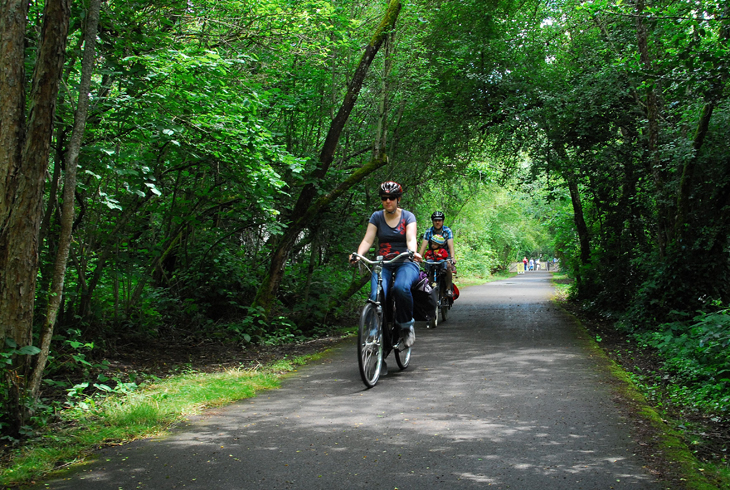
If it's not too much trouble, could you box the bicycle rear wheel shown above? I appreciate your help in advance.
[395,341,411,369]
[427,284,439,328]
[388,295,410,369]
[440,296,449,322]
[357,303,383,388]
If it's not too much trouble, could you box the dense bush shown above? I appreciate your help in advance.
[630,306,730,413]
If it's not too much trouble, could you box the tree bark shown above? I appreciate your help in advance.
[566,171,591,267]
[0,0,70,431]
[0,0,30,343]
[30,0,101,400]
[374,30,395,156]
[253,0,402,315]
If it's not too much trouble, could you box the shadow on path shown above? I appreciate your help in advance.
[28,272,660,489]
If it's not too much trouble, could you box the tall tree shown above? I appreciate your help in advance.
[0,0,70,431]
[29,0,102,400]
[253,0,403,315]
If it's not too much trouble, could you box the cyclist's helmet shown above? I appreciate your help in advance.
[430,234,446,246]
[431,211,445,221]
[379,181,403,199]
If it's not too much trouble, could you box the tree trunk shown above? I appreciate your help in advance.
[0,0,30,343]
[0,0,70,432]
[674,103,713,241]
[566,171,591,267]
[552,145,591,267]
[374,30,395,156]
[30,0,101,400]
[253,0,402,316]
[635,0,668,255]
[255,155,391,314]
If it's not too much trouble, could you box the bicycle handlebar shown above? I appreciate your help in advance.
[423,259,454,266]
[350,250,415,266]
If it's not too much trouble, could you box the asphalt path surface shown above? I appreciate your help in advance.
[30,271,662,489]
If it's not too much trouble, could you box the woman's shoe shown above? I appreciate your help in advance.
[397,320,416,348]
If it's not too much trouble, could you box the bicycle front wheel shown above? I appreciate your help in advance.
[358,303,383,388]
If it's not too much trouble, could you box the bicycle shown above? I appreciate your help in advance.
[350,251,414,388]
[423,260,453,328]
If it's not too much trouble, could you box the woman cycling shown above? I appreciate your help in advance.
[350,181,422,348]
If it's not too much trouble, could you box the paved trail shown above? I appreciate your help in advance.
[30,272,661,489]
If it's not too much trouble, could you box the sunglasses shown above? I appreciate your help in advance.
[380,196,398,201]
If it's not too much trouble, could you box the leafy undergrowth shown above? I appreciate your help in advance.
[0,336,345,488]
[560,298,730,489]
[629,308,730,414]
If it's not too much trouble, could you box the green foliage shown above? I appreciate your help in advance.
[220,306,303,345]
[632,307,730,413]
[0,341,41,437]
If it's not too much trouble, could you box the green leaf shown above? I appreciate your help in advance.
[17,346,41,356]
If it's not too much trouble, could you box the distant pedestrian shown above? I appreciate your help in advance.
[529,258,534,271]
[523,257,528,272]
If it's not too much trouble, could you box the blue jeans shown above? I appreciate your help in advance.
[370,260,420,324]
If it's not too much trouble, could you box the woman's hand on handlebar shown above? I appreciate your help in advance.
[412,252,423,263]
[349,253,360,264]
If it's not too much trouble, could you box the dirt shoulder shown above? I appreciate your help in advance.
[100,334,350,379]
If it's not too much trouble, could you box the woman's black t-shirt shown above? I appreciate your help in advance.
[368,209,416,258]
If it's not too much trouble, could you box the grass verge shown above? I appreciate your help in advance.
[550,272,572,300]
[456,270,515,289]
[0,353,325,487]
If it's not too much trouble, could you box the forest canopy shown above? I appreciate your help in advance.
[0,0,729,433]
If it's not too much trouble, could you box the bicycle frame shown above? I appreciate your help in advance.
[423,260,447,290]
[423,259,452,326]
[351,251,414,387]
[354,251,413,346]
